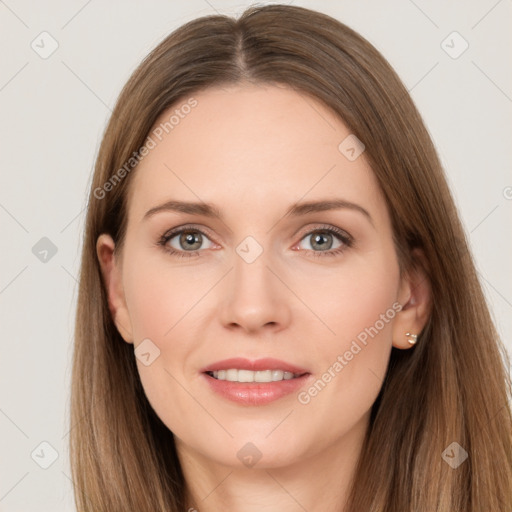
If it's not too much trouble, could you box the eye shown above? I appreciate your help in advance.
[294,225,353,258]
[157,226,215,259]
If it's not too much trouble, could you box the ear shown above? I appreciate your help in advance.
[96,233,134,344]
[392,248,432,350]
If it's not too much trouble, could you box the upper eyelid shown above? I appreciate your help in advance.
[162,223,217,242]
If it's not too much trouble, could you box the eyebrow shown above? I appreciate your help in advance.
[143,198,374,226]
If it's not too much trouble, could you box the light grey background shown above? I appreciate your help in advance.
[0,1,511,510]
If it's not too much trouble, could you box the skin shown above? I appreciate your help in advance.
[97,83,431,511]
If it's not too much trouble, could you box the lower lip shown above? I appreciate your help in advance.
[202,372,311,406]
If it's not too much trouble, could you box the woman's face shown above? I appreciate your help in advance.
[99,83,420,470]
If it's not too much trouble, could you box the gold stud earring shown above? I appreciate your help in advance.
[406,332,418,345]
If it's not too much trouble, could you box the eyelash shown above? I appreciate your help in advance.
[156,224,353,259]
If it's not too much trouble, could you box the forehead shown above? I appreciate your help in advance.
[127,83,386,225]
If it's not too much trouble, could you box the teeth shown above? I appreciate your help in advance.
[211,369,300,382]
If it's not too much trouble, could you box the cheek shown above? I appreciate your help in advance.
[123,249,208,341]
[122,254,205,436]
[121,247,213,398]
[294,249,399,425]
[299,244,400,343]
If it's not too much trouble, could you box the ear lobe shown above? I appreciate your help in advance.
[96,233,134,343]
[392,248,432,350]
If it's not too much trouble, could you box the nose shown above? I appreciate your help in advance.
[218,246,292,334]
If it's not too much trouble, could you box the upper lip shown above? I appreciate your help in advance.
[201,357,309,375]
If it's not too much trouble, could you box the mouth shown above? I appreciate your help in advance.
[205,369,307,382]
[200,357,312,405]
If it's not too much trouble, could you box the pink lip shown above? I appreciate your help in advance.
[200,357,309,374]
[200,358,312,406]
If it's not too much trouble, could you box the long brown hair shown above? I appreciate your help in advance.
[70,4,512,510]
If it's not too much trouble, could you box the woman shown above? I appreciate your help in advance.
[70,4,512,511]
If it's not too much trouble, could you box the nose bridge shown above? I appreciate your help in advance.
[219,233,291,332]
[233,235,272,293]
